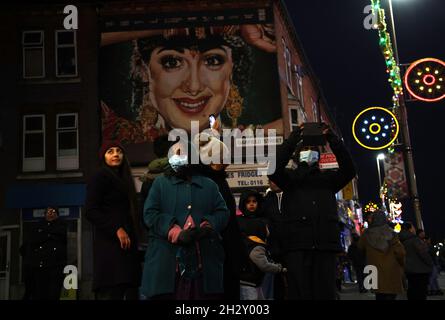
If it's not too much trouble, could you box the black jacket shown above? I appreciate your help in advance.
[195,165,243,299]
[237,189,265,236]
[25,219,67,269]
[399,230,433,274]
[261,190,285,258]
[268,128,356,252]
[85,167,141,291]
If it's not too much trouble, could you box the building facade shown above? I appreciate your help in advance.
[0,0,359,299]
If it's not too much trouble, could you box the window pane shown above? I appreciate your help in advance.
[0,236,6,270]
[25,133,44,157]
[24,49,44,77]
[25,116,43,131]
[58,115,76,129]
[57,47,76,76]
[57,31,74,45]
[58,131,77,156]
[23,32,42,45]
[290,109,298,124]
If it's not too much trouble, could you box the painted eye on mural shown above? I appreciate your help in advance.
[160,55,183,70]
[203,54,226,69]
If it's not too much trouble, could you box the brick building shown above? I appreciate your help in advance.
[0,0,359,299]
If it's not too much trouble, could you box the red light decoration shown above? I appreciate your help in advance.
[423,74,436,86]
[404,58,445,102]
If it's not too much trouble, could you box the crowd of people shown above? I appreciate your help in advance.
[21,122,444,300]
[81,121,359,300]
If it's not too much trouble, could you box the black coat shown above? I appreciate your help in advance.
[195,165,243,300]
[25,219,67,269]
[261,191,285,258]
[268,128,356,252]
[85,167,141,291]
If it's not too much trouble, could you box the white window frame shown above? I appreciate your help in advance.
[288,105,300,132]
[22,114,46,172]
[311,98,319,122]
[282,38,293,93]
[22,30,45,79]
[294,64,304,107]
[285,46,293,93]
[56,113,79,170]
[55,30,78,78]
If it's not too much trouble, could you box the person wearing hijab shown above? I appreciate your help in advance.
[85,141,141,299]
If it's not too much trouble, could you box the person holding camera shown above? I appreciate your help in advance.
[268,123,356,300]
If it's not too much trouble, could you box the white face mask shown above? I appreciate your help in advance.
[168,154,189,172]
[299,150,319,166]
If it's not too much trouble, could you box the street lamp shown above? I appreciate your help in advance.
[376,153,385,191]
[386,0,424,229]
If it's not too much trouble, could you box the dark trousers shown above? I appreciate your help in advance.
[223,263,241,300]
[151,273,223,300]
[406,273,430,300]
[375,293,397,300]
[95,285,139,300]
[353,264,366,291]
[32,266,64,300]
[284,250,337,300]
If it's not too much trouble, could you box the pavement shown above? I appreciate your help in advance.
[338,271,445,300]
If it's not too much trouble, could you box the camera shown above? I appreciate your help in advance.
[301,122,326,146]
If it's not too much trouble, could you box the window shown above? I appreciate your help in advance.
[55,30,77,77]
[57,113,79,170]
[282,38,293,92]
[22,31,45,78]
[294,65,304,107]
[23,115,45,172]
[311,98,319,122]
[289,107,299,132]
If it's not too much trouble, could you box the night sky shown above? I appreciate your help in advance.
[284,0,445,240]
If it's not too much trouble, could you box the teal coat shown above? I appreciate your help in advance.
[140,174,229,298]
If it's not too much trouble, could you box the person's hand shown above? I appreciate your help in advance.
[281,267,288,273]
[240,24,276,53]
[116,227,131,250]
[321,123,340,144]
[177,228,199,246]
[195,226,214,240]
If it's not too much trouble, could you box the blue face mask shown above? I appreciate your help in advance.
[168,154,189,172]
[299,150,319,166]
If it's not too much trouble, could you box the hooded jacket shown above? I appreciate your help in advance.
[358,223,406,294]
[237,190,266,237]
[398,230,433,274]
[239,219,282,287]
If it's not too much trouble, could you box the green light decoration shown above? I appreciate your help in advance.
[370,0,402,153]
[371,0,403,109]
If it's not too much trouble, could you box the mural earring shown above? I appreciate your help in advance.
[225,84,243,128]
[139,91,159,127]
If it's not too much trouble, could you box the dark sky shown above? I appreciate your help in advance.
[284,0,445,240]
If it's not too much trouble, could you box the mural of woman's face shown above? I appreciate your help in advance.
[148,45,233,131]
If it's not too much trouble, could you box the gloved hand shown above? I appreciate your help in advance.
[194,226,214,240]
[177,228,199,246]
[321,123,340,145]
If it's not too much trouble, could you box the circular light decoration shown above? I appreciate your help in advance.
[404,57,445,102]
[364,202,379,213]
[352,107,399,150]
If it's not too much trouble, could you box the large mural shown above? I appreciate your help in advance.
[99,12,283,164]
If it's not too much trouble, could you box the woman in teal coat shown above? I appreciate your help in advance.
[140,143,229,299]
